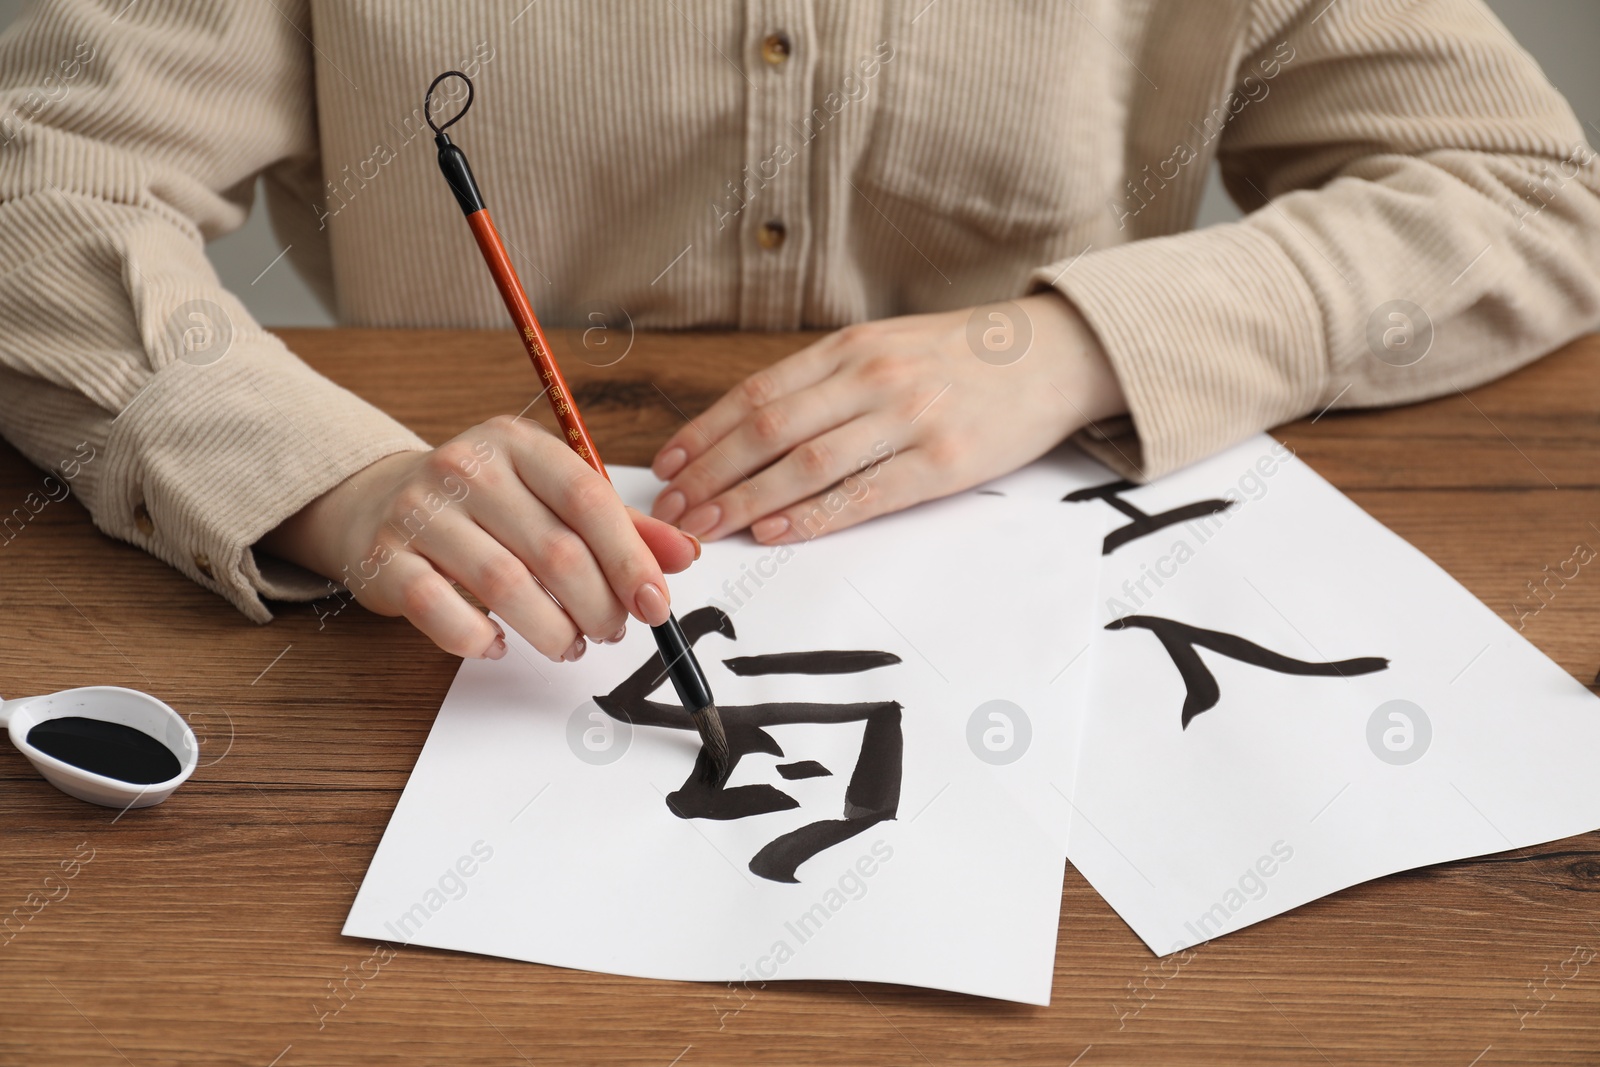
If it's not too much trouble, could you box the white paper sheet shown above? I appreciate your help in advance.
[344,468,1103,1004]
[988,436,1600,954]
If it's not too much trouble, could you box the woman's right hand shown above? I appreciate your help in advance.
[258,415,699,662]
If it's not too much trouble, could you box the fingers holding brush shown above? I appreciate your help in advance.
[257,418,700,663]
[406,509,587,662]
[365,551,509,661]
[501,419,689,627]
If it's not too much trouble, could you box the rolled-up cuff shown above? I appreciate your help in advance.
[98,337,429,622]
[1031,224,1326,481]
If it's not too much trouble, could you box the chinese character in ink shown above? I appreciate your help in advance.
[1064,480,1233,555]
[1106,614,1388,728]
[595,606,903,883]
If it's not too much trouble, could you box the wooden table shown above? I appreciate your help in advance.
[2,328,1597,1067]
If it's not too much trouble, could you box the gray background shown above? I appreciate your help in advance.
[2,0,1595,327]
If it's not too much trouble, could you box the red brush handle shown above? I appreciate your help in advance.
[464,208,609,482]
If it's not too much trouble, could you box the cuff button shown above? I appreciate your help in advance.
[133,503,154,537]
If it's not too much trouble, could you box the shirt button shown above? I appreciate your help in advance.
[193,552,214,580]
[133,502,154,536]
[757,220,787,250]
[761,32,792,66]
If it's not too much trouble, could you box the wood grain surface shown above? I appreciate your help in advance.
[1,328,1597,1067]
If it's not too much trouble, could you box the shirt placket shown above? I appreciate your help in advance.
[738,0,817,329]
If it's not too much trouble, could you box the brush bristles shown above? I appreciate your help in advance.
[690,703,731,785]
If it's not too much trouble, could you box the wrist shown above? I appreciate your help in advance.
[257,450,418,581]
[1017,290,1126,433]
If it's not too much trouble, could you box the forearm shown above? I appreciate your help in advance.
[1031,0,1600,481]
[0,0,439,619]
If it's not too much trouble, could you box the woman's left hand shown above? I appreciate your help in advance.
[647,291,1127,544]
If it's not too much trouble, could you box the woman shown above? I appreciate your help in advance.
[0,0,1595,664]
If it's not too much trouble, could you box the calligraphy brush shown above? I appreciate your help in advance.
[423,70,730,785]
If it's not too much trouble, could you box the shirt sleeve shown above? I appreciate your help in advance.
[1032,0,1600,480]
[0,0,430,622]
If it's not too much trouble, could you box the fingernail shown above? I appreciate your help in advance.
[654,489,687,524]
[482,618,507,659]
[679,504,720,538]
[562,636,587,662]
[751,515,790,543]
[653,447,688,479]
[683,531,702,560]
[605,625,627,643]
[635,581,671,626]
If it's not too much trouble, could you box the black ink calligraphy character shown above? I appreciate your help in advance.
[594,606,904,883]
[1064,480,1232,555]
[722,650,900,677]
[776,761,831,780]
[1106,614,1389,728]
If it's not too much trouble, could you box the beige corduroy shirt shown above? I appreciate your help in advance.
[0,0,1597,622]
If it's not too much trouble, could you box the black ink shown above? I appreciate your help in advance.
[777,761,832,780]
[977,490,1006,496]
[1106,614,1389,728]
[1064,480,1232,555]
[723,650,901,676]
[25,717,181,784]
[596,606,903,883]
